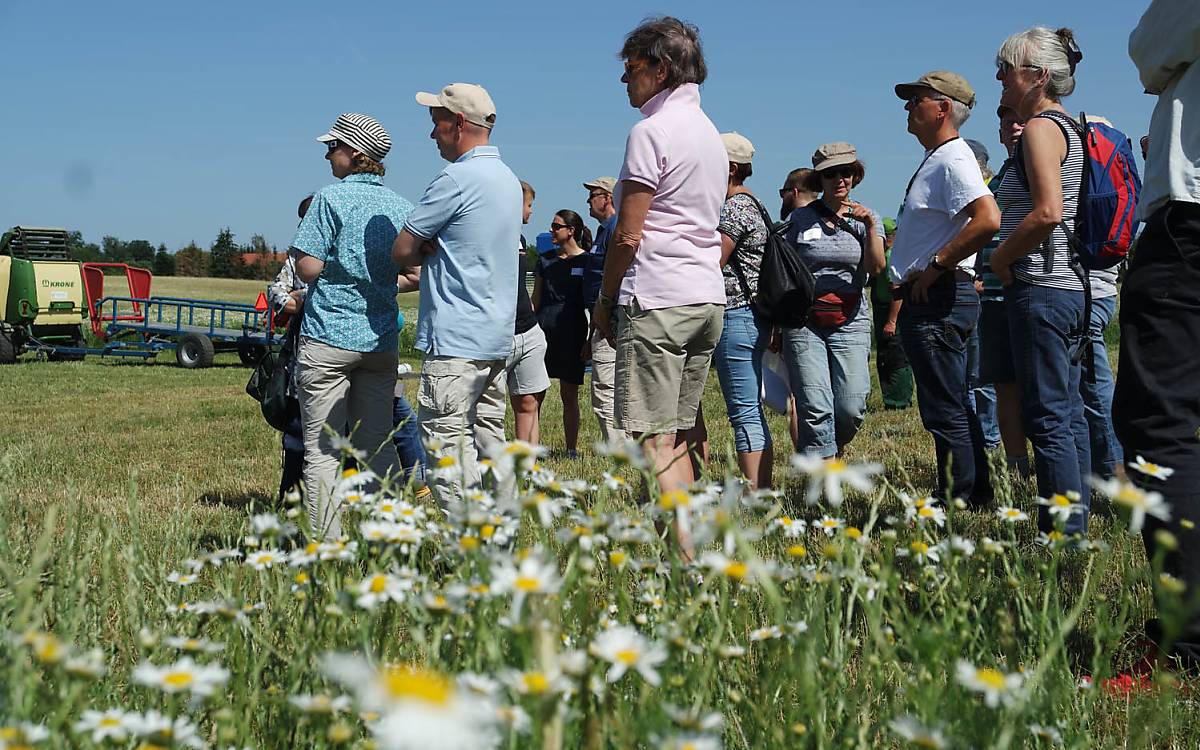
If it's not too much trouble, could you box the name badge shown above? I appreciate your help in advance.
[801,226,822,242]
[571,267,584,276]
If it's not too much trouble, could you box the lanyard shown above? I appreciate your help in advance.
[903,136,961,202]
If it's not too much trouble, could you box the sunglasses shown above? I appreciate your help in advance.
[588,192,609,202]
[325,139,342,152]
[623,59,652,77]
[820,166,856,181]
[550,223,571,231]
[996,61,1042,77]
[779,187,798,198]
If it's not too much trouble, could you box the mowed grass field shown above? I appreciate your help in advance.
[3,275,1194,747]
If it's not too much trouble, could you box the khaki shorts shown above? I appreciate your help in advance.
[614,301,723,434]
[506,325,551,395]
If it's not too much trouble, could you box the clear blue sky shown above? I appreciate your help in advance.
[0,0,1155,254]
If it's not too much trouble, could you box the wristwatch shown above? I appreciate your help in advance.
[597,292,617,309]
[929,256,949,273]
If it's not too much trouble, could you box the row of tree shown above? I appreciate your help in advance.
[65,229,285,280]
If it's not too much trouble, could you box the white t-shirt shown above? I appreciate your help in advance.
[888,138,991,283]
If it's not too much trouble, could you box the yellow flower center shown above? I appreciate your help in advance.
[723,562,748,580]
[379,665,452,706]
[659,490,690,509]
[918,507,936,517]
[787,545,808,558]
[436,456,457,469]
[481,525,496,539]
[341,468,359,478]
[846,527,862,539]
[523,672,549,693]
[910,541,929,555]
[826,458,847,473]
[163,670,195,689]
[615,648,640,665]
[295,572,310,585]
[369,575,388,594]
[99,717,121,727]
[1116,485,1147,508]
[975,668,1007,690]
[610,551,627,566]
[514,576,541,592]
[459,536,480,551]
[33,637,64,663]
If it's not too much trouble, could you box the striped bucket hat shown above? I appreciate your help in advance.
[316,113,391,162]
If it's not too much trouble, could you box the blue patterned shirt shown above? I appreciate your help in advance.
[290,173,413,353]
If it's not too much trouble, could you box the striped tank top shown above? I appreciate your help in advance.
[995,109,1086,291]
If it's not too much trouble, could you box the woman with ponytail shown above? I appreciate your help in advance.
[533,209,593,457]
[990,27,1091,534]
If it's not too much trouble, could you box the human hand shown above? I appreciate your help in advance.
[909,264,943,305]
[844,200,874,227]
[769,326,782,353]
[592,303,616,348]
[418,240,438,257]
[882,319,897,337]
[990,250,1013,287]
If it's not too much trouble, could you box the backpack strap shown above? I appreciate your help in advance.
[810,199,869,288]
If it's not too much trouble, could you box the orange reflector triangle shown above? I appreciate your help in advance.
[254,292,268,312]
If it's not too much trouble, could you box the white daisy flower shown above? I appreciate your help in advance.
[1090,476,1171,533]
[1035,492,1084,521]
[166,571,199,586]
[289,693,353,715]
[589,625,668,686]
[0,721,49,746]
[490,554,562,617]
[772,516,807,538]
[164,636,225,654]
[790,453,882,506]
[814,515,845,537]
[955,660,1024,708]
[996,506,1028,523]
[73,709,132,743]
[748,625,783,642]
[888,715,947,748]
[1128,455,1174,481]
[246,549,283,570]
[124,710,206,749]
[659,734,721,750]
[132,657,230,697]
[594,437,649,469]
[354,572,412,610]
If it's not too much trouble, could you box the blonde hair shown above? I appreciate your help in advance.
[351,152,386,176]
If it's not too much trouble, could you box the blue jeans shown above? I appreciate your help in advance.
[1008,280,1090,533]
[1082,295,1122,478]
[782,317,871,458]
[966,327,1001,448]
[392,395,427,484]
[713,306,772,453]
[899,278,991,503]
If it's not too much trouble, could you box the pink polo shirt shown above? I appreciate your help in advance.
[616,83,727,310]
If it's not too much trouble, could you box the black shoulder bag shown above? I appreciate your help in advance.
[728,193,816,328]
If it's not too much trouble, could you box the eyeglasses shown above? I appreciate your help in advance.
[996,61,1042,77]
[905,94,936,109]
[588,192,609,202]
[550,223,571,231]
[623,59,651,77]
[325,139,341,152]
[820,166,856,181]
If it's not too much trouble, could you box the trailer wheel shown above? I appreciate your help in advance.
[176,333,215,369]
[48,329,86,362]
[0,330,15,365]
[237,340,267,367]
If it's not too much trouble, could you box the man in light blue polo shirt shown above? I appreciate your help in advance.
[392,82,521,505]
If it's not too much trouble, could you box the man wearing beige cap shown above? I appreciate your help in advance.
[581,175,626,444]
[888,70,1000,506]
[392,82,522,506]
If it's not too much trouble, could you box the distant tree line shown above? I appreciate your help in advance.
[65,228,285,280]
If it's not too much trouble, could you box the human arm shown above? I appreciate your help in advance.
[1129,0,1200,94]
[392,172,462,266]
[988,118,1067,286]
[720,233,737,267]
[908,194,1001,303]
[883,298,902,337]
[396,266,420,293]
[591,180,654,345]
[846,201,886,275]
[531,274,543,313]
[392,229,436,267]
[295,252,324,284]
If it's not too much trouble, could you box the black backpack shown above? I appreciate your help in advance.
[728,193,816,328]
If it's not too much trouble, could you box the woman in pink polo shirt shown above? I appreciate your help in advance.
[591,16,727,557]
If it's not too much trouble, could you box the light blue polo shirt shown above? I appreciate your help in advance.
[404,145,521,360]
[290,173,413,353]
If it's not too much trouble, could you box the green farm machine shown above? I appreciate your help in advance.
[0,227,88,362]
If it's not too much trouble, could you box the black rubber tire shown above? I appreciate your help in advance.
[0,330,15,365]
[176,333,215,369]
[237,340,267,367]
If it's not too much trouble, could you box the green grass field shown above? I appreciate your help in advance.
[1,276,1193,749]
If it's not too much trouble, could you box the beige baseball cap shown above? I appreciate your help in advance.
[894,70,976,109]
[811,142,858,172]
[415,83,497,129]
[583,176,617,194]
[721,132,755,164]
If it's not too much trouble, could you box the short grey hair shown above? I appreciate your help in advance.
[931,93,972,129]
[996,26,1079,100]
[619,16,707,88]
